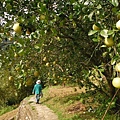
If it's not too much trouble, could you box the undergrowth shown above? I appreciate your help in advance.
[41,86,120,120]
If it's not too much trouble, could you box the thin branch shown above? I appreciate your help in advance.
[101,89,119,120]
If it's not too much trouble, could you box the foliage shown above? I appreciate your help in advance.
[0,0,120,115]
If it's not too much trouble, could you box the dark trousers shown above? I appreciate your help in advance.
[36,94,40,103]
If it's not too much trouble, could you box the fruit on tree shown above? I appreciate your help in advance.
[14,53,18,57]
[117,14,120,20]
[104,37,114,47]
[53,73,55,78]
[115,63,120,72]
[9,76,13,81]
[53,61,56,65]
[13,22,22,33]
[0,28,4,33]
[34,71,39,77]
[8,37,13,41]
[92,24,100,30]
[112,77,120,88]
[40,15,45,20]
[116,20,120,30]
[26,29,31,35]
[43,57,47,61]
[54,80,57,84]
[46,62,49,67]
[26,79,33,86]
[15,66,20,71]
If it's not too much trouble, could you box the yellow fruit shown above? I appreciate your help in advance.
[112,77,120,88]
[14,53,18,57]
[0,28,4,33]
[26,29,31,35]
[48,72,50,76]
[9,76,13,81]
[26,79,33,86]
[92,24,100,30]
[34,71,39,77]
[115,63,120,72]
[117,14,120,20]
[54,80,57,84]
[43,57,47,61]
[13,22,22,33]
[53,61,56,65]
[116,20,120,30]
[53,73,55,78]
[15,66,20,71]
[40,15,45,20]
[8,37,13,41]
[46,63,49,67]
[104,37,114,47]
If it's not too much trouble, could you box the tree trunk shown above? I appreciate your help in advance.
[103,64,115,97]
[104,65,120,110]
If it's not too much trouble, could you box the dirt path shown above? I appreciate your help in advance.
[0,86,85,120]
[28,96,58,120]
[0,96,58,120]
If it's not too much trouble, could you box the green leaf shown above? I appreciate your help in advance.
[111,59,116,65]
[88,11,94,21]
[100,29,114,38]
[107,30,114,36]
[92,38,98,42]
[100,29,108,38]
[109,0,119,7]
[88,30,98,36]
[34,45,40,49]
[96,4,102,9]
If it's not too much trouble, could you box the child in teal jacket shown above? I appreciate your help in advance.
[32,80,42,104]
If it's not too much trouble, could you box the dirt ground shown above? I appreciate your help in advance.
[0,86,86,120]
[0,108,18,120]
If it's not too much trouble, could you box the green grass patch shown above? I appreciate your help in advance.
[41,86,120,120]
[0,105,16,116]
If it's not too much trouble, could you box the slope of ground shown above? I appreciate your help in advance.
[0,108,18,120]
[0,86,97,120]
[0,86,119,120]
[0,95,59,120]
[0,86,85,120]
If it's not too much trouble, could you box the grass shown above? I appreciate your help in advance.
[41,85,120,120]
[41,86,94,120]
[0,105,16,116]
[0,85,119,119]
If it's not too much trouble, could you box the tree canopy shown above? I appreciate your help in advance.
[0,0,120,114]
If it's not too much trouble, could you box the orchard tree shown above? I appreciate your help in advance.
[88,0,120,111]
[0,0,120,115]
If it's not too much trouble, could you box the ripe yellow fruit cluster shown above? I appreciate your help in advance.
[92,19,120,48]
[112,63,120,88]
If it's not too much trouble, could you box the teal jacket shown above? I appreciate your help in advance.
[32,84,42,94]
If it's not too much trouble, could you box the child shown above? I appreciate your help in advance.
[32,80,42,104]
